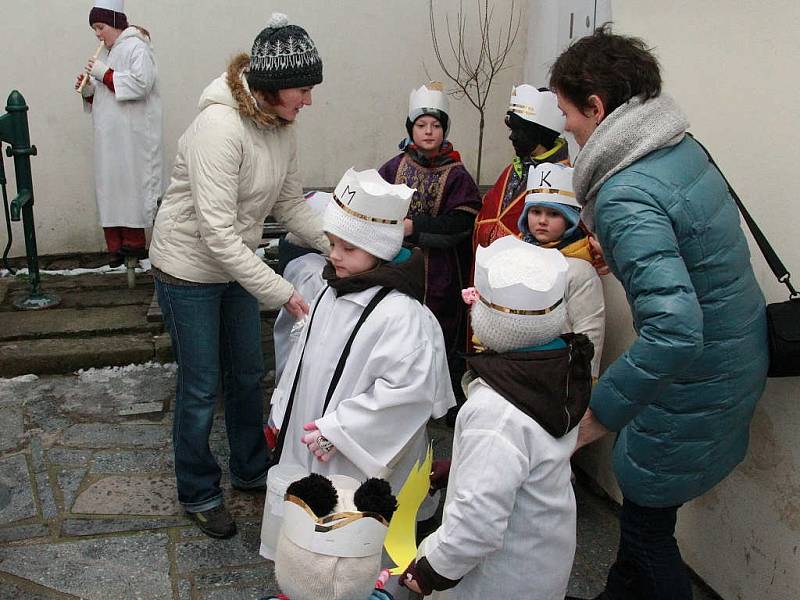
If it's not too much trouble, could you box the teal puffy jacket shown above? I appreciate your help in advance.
[591,135,768,507]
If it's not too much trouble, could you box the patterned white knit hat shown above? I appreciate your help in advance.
[323,168,414,261]
[249,13,323,90]
[471,236,568,352]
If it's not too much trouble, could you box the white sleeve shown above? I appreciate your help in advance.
[112,41,156,101]
[419,404,529,579]
[566,260,606,378]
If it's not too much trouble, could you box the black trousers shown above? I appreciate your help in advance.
[603,498,693,600]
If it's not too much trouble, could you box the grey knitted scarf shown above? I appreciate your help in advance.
[573,94,690,230]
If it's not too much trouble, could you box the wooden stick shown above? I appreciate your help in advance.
[77,43,104,95]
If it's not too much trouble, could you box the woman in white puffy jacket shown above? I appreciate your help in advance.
[149,13,328,540]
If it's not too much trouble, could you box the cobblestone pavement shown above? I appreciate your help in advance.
[0,366,718,599]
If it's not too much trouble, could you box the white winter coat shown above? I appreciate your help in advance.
[564,256,605,377]
[85,27,163,228]
[149,54,329,307]
[418,377,578,599]
[269,285,455,494]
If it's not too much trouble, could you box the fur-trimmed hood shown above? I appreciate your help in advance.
[197,53,284,129]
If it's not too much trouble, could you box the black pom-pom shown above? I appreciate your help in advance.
[286,473,338,517]
[354,478,398,522]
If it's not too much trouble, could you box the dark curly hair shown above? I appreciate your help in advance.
[549,23,662,115]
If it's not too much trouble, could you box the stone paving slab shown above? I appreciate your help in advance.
[0,406,24,453]
[174,522,264,574]
[202,584,268,600]
[60,516,188,537]
[35,471,58,519]
[0,532,172,599]
[0,523,50,544]
[56,468,87,511]
[72,474,179,516]
[47,448,93,467]
[0,577,58,600]
[61,423,170,449]
[0,454,36,525]
[89,449,166,475]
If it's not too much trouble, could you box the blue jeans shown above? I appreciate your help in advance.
[603,498,692,600]
[155,279,268,512]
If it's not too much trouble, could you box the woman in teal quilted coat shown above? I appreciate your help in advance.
[551,27,768,600]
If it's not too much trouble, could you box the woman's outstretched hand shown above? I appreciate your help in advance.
[574,408,610,453]
[283,290,309,319]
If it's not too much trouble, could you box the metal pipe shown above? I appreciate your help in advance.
[0,152,15,273]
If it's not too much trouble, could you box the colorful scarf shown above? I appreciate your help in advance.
[399,140,461,168]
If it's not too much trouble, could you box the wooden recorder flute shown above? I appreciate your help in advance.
[77,43,104,95]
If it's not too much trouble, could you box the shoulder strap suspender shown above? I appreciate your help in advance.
[322,287,392,415]
[272,286,329,460]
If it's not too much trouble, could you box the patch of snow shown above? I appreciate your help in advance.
[76,361,177,382]
[0,259,151,278]
[0,374,40,383]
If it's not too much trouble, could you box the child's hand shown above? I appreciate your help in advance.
[400,561,425,594]
[264,425,278,450]
[300,422,337,462]
[429,459,451,495]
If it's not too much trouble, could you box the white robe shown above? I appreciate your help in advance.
[418,377,578,599]
[272,253,326,383]
[563,257,605,378]
[86,27,163,228]
[269,284,455,494]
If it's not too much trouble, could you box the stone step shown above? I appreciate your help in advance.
[0,333,158,377]
[3,271,153,293]
[0,305,161,342]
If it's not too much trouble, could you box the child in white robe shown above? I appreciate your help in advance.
[518,162,605,379]
[262,168,455,563]
[402,236,594,598]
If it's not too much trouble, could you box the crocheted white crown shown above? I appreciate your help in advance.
[508,84,565,134]
[474,236,568,314]
[409,82,449,122]
[526,163,580,209]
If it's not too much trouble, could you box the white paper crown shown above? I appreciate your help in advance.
[526,163,580,209]
[474,236,568,314]
[282,475,389,558]
[508,84,565,134]
[408,82,449,122]
[332,168,413,224]
[94,0,124,12]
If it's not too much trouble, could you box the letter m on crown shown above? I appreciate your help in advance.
[341,185,357,205]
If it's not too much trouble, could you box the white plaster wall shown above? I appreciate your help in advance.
[552,2,800,598]
[0,0,526,256]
